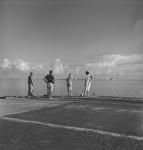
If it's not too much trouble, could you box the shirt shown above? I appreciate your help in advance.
[28,75,33,85]
[44,74,55,84]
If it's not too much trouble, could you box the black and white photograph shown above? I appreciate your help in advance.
[0,0,143,149]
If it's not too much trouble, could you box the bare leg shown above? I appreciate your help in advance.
[67,86,71,96]
[47,87,49,96]
[70,90,72,96]
[31,85,33,96]
[87,91,89,97]
[84,89,87,97]
[69,90,72,96]
[67,88,69,96]
[49,87,52,98]
[28,84,31,96]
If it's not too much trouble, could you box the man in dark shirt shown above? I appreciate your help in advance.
[28,72,33,97]
[44,70,55,98]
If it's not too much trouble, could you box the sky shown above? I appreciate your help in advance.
[0,0,143,79]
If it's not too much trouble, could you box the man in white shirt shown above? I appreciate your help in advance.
[83,71,93,97]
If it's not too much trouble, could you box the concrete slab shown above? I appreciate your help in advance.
[0,98,69,117]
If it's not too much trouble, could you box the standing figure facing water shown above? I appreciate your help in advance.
[44,70,55,99]
[66,73,73,96]
[83,71,93,97]
[28,72,34,97]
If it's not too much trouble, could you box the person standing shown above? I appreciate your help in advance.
[28,72,34,97]
[66,73,73,96]
[44,70,55,98]
[83,71,93,97]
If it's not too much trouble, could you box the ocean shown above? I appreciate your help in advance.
[0,79,143,98]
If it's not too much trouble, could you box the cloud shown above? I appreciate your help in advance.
[14,59,30,71]
[1,55,143,79]
[85,54,143,76]
[31,64,44,71]
[0,58,46,72]
[0,58,50,73]
[51,59,64,74]
[1,58,12,69]
[87,54,142,67]
[51,58,72,75]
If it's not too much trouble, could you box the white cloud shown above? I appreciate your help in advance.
[86,54,143,75]
[88,54,142,66]
[51,58,71,74]
[87,54,142,67]
[52,59,64,74]
[31,64,44,71]
[2,58,12,69]
[14,59,30,71]
[1,55,143,78]
[0,58,46,72]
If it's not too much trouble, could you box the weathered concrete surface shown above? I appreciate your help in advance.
[1,96,143,150]
[0,96,143,117]
[0,98,69,117]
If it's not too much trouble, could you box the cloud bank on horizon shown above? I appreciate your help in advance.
[0,54,143,79]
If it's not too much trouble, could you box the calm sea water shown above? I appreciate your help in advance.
[0,79,143,98]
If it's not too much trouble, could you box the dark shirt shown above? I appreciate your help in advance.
[44,74,55,84]
[28,75,33,85]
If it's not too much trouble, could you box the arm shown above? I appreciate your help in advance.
[31,78,33,85]
[66,77,69,82]
[43,76,48,84]
[29,76,33,85]
[52,76,55,84]
[90,75,93,80]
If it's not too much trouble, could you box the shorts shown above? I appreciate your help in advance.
[30,85,34,92]
[47,82,54,92]
[67,84,72,91]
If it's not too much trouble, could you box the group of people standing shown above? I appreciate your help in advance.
[28,70,93,98]
[66,71,93,97]
[28,70,55,98]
